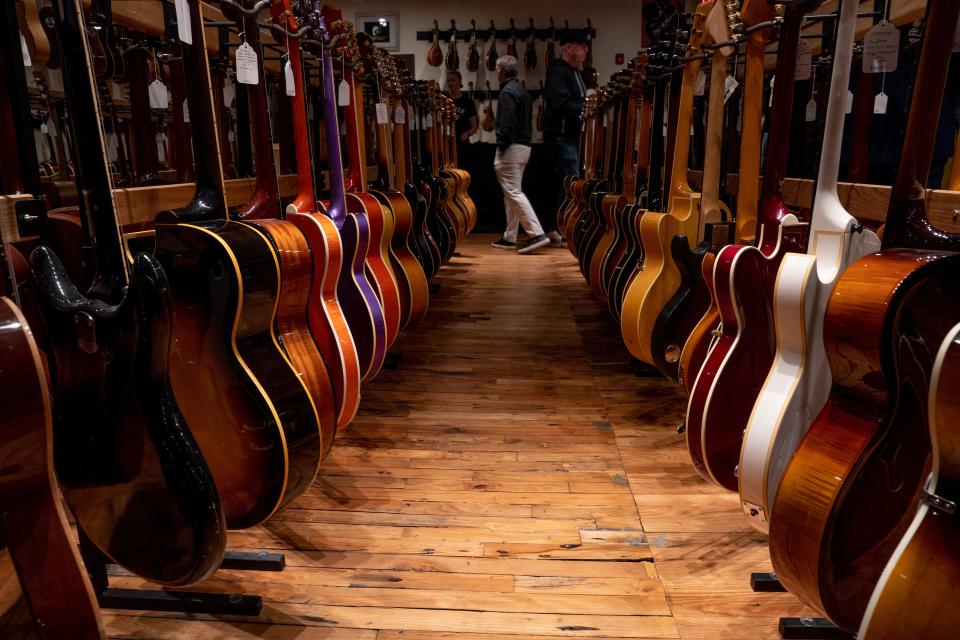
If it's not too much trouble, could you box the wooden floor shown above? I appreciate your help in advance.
[103,234,816,639]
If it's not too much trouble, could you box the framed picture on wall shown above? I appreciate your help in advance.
[355,12,399,50]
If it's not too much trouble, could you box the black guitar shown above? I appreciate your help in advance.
[28,0,225,586]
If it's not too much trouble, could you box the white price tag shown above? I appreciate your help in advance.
[183,97,190,123]
[406,105,414,126]
[285,61,296,96]
[148,79,168,109]
[795,39,812,81]
[223,79,236,107]
[411,111,418,130]
[228,130,235,142]
[40,122,48,134]
[769,76,775,107]
[723,75,739,104]
[845,90,853,114]
[694,70,706,96]
[446,124,451,135]
[47,117,57,137]
[20,33,31,67]
[156,133,166,162]
[805,99,817,122]
[376,102,389,124]
[395,105,406,124]
[175,0,192,45]
[425,114,433,128]
[338,79,350,106]
[874,91,888,114]
[863,20,900,73]
[235,42,259,86]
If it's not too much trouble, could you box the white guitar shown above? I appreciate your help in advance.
[738,0,881,532]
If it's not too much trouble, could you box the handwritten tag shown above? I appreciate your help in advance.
[723,75,739,104]
[863,20,899,73]
[20,33,31,66]
[235,42,259,85]
[285,62,296,96]
[874,91,888,114]
[376,102,390,124]
[845,89,853,114]
[148,79,168,109]
[183,97,190,123]
[805,99,817,122]
[338,79,350,106]
[395,105,406,124]
[795,39,812,81]
[175,0,192,45]
[694,70,706,96]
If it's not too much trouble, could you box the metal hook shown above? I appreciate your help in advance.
[215,0,271,17]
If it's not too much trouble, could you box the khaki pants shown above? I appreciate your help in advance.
[494,144,544,243]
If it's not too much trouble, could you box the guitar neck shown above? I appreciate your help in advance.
[700,49,728,216]
[632,81,655,202]
[647,78,667,210]
[320,45,348,225]
[0,0,41,196]
[735,25,767,243]
[666,48,702,206]
[881,0,960,250]
[343,69,368,192]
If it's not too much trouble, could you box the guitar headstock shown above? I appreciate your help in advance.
[705,0,736,55]
[684,2,713,57]
[737,0,776,39]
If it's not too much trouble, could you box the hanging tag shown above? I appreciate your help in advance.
[47,117,57,137]
[376,102,390,124]
[411,111,418,130]
[235,42,259,85]
[338,79,350,106]
[223,79,236,107]
[805,99,817,122]
[175,0,193,45]
[228,130,236,142]
[863,20,900,73]
[769,76,775,107]
[795,39,812,81]
[874,91,888,114]
[111,81,125,101]
[723,75,739,104]
[285,62,296,96]
[694,70,706,96]
[844,90,853,114]
[20,33,31,66]
[395,105,406,124]
[156,133,167,163]
[425,114,433,128]
[183,97,190,123]
[148,79,168,109]
[406,105,414,126]
[446,124,451,136]
[40,122,48,134]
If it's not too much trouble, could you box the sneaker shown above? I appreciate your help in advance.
[547,231,567,247]
[491,237,516,250]
[518,234,551,254]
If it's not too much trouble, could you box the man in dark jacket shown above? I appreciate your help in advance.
[543,30,588,243]
[491,55,549,254]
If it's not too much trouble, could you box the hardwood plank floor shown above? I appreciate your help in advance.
[103,234,815,639]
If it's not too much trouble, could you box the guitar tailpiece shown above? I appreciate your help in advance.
[922,488,957,515]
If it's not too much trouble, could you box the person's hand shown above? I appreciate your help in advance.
[460,132,470,141]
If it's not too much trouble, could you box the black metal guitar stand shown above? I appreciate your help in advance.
[750,573,853,639]
[79,528,284,616]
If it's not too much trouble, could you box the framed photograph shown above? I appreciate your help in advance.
[355,12,399,50]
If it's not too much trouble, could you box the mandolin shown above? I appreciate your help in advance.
[619,1,713,367]
[30,0,227,581]
[506,18,518,58]
[524,17,537,71]
[465,19,480,72]
[485,19,498,71]
[270,0,361,432]
[445,19,459,72]
[0,297,104,640]
[685,0,816,491]
[739,0,880,532]
[769,0,960,630]
[544,17,556,67]
[481,80,495,132]
[426,18,442,67]
[154,0,323,529]
[857,321,960,640]
[228,0,337,460]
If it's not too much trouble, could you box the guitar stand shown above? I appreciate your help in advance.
[78,528,283,616]
[750,573,853,640]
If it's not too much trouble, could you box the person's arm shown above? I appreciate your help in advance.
[496,90,520,150]
[461,115,479,141]
[545,67,583,118]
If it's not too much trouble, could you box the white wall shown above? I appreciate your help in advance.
[337,1,644,89]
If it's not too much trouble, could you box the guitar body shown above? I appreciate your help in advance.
[556,175,576,237]
[244,219,336,459]
[607,203,647,320]
[371,188,430,329]
[30,246,226,580]
[600,197,633,302]
[677,253,719,393]
[406,182,439,279]
[577,190,608,276]
[564,178,596,254]
[685,219,807,490]
[421,176,456,264]
[620,195,702,364]
[740,226,879,530]
[0,297,103,638]
[346,192,401,348]
[587,194,622,301]
[858,321,960,640]
[769,250,960,632]
[287,210,361,431]
[156,219,323,528]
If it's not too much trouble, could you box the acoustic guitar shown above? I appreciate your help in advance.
[229,0,337,460]
[564,92,609,256]
[30,0,227,581]
[16,0,50,68]
[676,0,773,394]
[270,0,361,432]
[0,297,103,639]
[857,321,960,640]
[769,0,960,630]
[685,0,816,491]
[619,1,713,366]
[414,82,458,265]
[154,0,323,529]
[739,0,880,532]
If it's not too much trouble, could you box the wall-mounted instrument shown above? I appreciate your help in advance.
[466,19,480,72]
[426,18,442,67]
[485,19,499,71]
[545,17,557,67]
[445,18,459,71]
[506,18,518,58]
[524,17,537,71]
